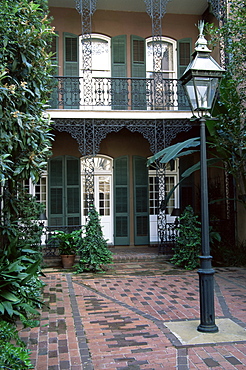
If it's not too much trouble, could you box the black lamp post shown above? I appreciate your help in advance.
[180,21,224,333]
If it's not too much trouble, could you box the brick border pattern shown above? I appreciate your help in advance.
[66,274,94,370]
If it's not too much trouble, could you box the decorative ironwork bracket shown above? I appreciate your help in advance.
[208,0,226,21]
[53,118,192,157]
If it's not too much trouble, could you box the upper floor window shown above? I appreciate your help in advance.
[146,37,177,79]
[79,34,111,76]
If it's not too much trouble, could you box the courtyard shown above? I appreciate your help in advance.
[20,250,246,370]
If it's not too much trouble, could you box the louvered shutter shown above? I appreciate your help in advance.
[49,33,59,108]
[49,156,80,227]
[133,156,149,245]
[111,35,128,110]
[131,35,146,110]
[64,33,79,108]
[66,157,80,225]
[49,157,64,226]
[114,156,129,245]
[177,38,191,110]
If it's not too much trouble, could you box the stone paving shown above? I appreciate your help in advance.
[19,250,246,370]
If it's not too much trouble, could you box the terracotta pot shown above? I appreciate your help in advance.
[61,255,75,268]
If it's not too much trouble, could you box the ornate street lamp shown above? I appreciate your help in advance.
[180,21,224,333]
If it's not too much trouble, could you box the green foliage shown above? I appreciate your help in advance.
[0,252,44,324]
[77,205,113,272]
[0,5,52,368]
[206,1,246,208]
[171,206,201,270]
[147,138,200,166]
[52,229,83,255]
[0,320,33,369]
[1,187,44,263]
[0,0,54,252]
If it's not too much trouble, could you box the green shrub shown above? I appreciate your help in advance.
[0,320,33,369]
[171,206,201,270]
[0,253,44,325]
[76,205,113,272]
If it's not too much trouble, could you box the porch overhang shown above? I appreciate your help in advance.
[48,0,208,15]
[46,109,193,120]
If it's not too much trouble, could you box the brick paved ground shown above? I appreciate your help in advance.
[20,251,246,370]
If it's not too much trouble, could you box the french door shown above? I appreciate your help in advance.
[114,156,149,245]
[81,156,113,244]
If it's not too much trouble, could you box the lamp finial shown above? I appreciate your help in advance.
[198,20,204,36]
[194,20,211,53]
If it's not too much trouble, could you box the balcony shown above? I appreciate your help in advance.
[49,76,190,111]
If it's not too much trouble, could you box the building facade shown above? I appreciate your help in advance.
[34,0,233,250]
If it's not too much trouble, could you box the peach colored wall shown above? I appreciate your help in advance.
[49,7,216,76]
[51,131,81,158]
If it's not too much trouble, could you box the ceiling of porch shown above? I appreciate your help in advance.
[48,0,209,15]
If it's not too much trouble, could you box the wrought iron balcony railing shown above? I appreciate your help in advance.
[49,76,190,111]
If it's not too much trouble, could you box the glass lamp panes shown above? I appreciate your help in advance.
[184,77,219,111]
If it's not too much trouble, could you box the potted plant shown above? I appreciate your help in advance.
[52,229,82,268]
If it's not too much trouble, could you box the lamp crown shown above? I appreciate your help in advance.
[194,20,211,54]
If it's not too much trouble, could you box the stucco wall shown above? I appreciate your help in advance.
[49,7,206,75]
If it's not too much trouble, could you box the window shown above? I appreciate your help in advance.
[22,175,47,215]
[149,160,179,215]
[146,37,177,79]
[81,156,112,217]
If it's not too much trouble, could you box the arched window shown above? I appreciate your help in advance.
[79,34,111,78]
[146,37,177,79]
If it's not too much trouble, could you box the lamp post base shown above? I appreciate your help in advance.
[197,323,218,333]
[197,260,219,333]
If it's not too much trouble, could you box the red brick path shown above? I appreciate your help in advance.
[20,260,246,370]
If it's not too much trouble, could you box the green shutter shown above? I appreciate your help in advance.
[114,156,129,245]
[63,33,79,108]
[49,32,59,108]
[177,38,191,110]
[133,156,149,245]
[112,35,127,77]
[111,35,128,110]
[131,35,146,110]
[49,157,64,226]
[66,157,80,225]
[49,156,80,227]
[177,38,192,78]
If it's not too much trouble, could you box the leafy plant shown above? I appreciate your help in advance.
[0,253,44,324]
[0,0,54,253]
[205,1,246,210]
[171,206,201,270]
[52,229,82,255]
[0,320,33,369]
[77,205,113,272]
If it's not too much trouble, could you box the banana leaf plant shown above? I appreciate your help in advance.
[147,137,221,208]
